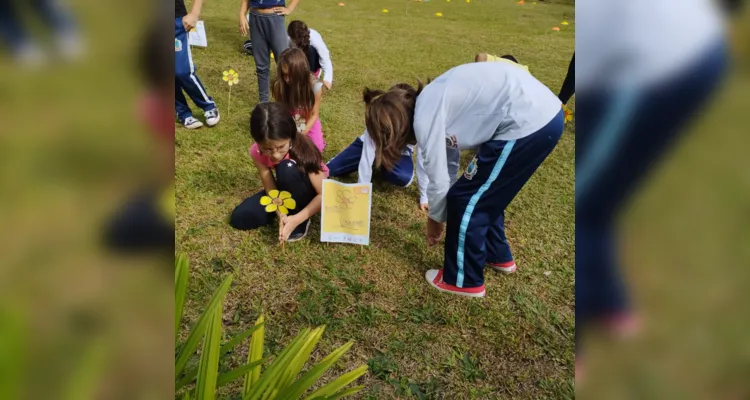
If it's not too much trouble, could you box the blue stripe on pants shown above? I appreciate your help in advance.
[443,110,564,288]
[456,141,515,288]
[175,17,215,122]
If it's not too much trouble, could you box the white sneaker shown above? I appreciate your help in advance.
[183,117,203,129]
[204,108,220,127]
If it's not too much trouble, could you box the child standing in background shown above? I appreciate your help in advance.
[272,47,326,152]
[287,20,334,90]
[363,62,564,298]
[229,102,328,243]
[239,0,299,103]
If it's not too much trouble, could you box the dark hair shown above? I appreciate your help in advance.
[362,81,427,170]
[287,20,311,54]
[250,102,323,175]
[272,47,315,119]
[501,54,519,63]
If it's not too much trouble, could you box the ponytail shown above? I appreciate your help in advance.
[289,133,323,175]
[287,20,311,54]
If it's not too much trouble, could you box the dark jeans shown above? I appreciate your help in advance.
[230,161,315,232]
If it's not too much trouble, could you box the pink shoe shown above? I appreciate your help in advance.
[425,269,485,298]
[487,260,517,273]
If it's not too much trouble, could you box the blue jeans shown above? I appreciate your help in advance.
[174,17,216,122]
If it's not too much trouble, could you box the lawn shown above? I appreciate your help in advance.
[175,0,575,398]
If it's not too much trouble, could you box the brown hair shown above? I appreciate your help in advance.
[363,81,426,170]
[250,102,323,175]
[272,47,314,120]
[287,20,311,54]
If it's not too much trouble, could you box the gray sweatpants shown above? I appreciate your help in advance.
[249,11,289,103]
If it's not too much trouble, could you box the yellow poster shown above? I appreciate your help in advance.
[320,180,373,245]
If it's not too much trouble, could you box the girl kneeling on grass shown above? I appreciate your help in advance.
[272,47,326,153]
[363,61,563,298]
[229,102,329,243]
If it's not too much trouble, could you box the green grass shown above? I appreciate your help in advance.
[176,0,575,398]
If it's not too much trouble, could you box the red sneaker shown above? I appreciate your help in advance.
[487,260,517,273]
[425,269,486,298]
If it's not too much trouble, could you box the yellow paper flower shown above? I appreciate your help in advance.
[260,190,296,215]
[222,69,239,86]
[436,12,443,16]
[561,21,569,25]
[563,104,573,124]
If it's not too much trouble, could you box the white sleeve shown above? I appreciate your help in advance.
[309,29,333,84]
[357,130,375,184]
[416,147,429,205]
[415,100,450,223]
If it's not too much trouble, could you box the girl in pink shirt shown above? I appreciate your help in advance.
[230,102,329,242]
[272,47,326,152]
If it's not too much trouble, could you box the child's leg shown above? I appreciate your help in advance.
[175,84,192,122]
[274,161,317,233]
[382,147,415,187]
[250,12,288,103]
[174,18,216,112]
[485,212,513,264]
[326,137,364,178]
[558,53,575,105]
[229,191,275,230]
[443,112,564,288]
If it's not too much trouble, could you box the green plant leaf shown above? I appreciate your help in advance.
[243,315,266,395]
[305,365,368,400]
[325,385,365,400]
[183,391,190,400]
[175,274,233,380]
[176,322,266,391]
[274,341,354,400]
[220,322,264,357]
[242,328,312,400]
[279,326,325,390]
[175,253,190,345]
[195,302,223,400]
[216,359,266,387]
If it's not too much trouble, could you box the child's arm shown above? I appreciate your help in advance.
[416,147,430,211]
[279,170,324,241]
[239,0,249,36]
[252,155,287,220]
[183,0,204,31]
[302,83,322,135]
[357,130,375,184]
[310,30,333,89]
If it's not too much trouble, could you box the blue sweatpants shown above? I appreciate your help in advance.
[443,110,564,288]
[575,40,728,335]
[0,0,76,55]
[174,17,215,123]
[327,137,415,186]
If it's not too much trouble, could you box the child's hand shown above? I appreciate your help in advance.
[426,217,444,246]
[279,214,301,243]
[182,13,199,32]
[323,80,332,90]
[419,203,429,212]
[273,6,292,15]
[239,15,249,36]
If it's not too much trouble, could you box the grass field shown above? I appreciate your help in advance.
[176,0,575,398]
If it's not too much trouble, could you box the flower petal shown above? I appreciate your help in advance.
[260,196,272,206]
[223,76,229,81]
[268,189,279,198]
[279,191,292,200]
[233,78,239,84]
[265,204,277,212]
[229,69,236,75]
[223,71,229,76]
[278,206,289,215]
[283,198,296,210]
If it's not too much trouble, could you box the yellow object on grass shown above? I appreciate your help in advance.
[436,12,443,16]
[222,69,239,86]
[485,54,531,73]
[261,190,297,214]
[563,104,573,124]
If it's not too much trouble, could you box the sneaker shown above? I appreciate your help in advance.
[286,219,310,243]
[425,269,485,298]
[205,108,220,127]
[183,116,203,129]
[487,260,517,273]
